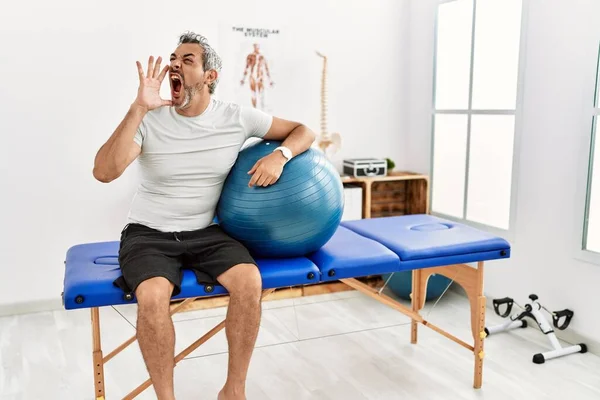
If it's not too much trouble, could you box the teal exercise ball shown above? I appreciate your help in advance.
[216,140,344,258]
[382,271,452,301]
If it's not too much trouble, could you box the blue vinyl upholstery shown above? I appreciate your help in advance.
[63,242,320,309]
[307,225,400,281]
[341,214,510,270]
[63,215,510,310]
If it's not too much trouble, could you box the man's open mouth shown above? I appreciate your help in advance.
[171,74,183,96]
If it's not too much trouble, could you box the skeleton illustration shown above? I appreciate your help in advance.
[240,43,274,109]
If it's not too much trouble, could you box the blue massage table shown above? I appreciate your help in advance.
[62,214,510,399]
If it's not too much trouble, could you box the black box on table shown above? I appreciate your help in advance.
[343,158,387,177]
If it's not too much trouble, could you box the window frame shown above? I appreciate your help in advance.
[575,41,600,265]
[429,0,529,241]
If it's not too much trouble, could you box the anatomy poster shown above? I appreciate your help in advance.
[218,24,284,114]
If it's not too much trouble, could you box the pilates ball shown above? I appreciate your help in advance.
[216,140,344,258]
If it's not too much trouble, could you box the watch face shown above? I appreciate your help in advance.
[278,147,291,160]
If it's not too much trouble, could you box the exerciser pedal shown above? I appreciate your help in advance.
[492,297,516,318]
[485,294,587,364]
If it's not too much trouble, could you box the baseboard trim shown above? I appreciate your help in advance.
[0,297,63,317]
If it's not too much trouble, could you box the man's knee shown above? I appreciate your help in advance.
[219,263,262,300]
[135,277,173,313]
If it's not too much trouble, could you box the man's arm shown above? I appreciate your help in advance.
[93,55,170,183]
[247,117,316,187]
[93,104,145,183]
[263,117,315,158]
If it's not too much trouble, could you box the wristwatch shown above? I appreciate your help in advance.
[274,146,292,162]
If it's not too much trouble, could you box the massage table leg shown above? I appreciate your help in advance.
[91,308,105,400]
[474,262,486,389]
[414,261,486,388]
[411,269,423,344]
[342,261,487,389]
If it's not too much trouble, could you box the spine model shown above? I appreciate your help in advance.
[315,51,341,156]
[316,51,329,143]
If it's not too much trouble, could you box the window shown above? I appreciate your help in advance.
[431,0,524,231]
[583,45,600,254]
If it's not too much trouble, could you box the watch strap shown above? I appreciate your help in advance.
[274,146,292,161]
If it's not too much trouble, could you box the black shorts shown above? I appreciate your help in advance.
[115,223,258,297]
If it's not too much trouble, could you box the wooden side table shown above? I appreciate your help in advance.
[340,171,430,219]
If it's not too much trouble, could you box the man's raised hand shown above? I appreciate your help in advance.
[133,56,172,111]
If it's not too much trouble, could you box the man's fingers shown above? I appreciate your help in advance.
[153,56,163,79]
[249,171,280,187]
[262,176,274,187]
[248,172,260,187]
[147,56,154,78]
[158,64,170,82]
[248,172,256,187]
[136,61,144,82]
[247,162,259,175]
[257,175,269,187]
[162,99,173,106]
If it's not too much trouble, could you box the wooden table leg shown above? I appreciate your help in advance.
[363,182,372,218]
[91,307,105,400]
[472,262,486,389]
[414,261,487,388]
[411,270,424,344]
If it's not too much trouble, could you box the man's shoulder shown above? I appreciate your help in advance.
[211,98,241,110]
[210,98,245,119]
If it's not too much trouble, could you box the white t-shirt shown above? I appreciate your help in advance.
[127,98,273,232]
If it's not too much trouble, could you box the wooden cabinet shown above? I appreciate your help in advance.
[341,171,430,218]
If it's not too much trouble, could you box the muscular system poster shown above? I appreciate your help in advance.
[218,24,283,114]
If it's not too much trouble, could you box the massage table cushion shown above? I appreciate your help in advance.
[62,214,510,309]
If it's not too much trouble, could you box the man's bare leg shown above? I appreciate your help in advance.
[135,277,176,400]
[217,263,262,400]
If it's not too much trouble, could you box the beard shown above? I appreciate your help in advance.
[175,81,204,110]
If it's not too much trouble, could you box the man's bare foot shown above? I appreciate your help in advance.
[218,385,246,400]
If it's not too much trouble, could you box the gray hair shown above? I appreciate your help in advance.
[178,31,222,94]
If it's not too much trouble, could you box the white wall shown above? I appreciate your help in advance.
[6,0,600,346]
[0,0,409,314]
[407,0,600,340]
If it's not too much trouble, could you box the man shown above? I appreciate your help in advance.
[240,43,274,109]
[92,31,315,400]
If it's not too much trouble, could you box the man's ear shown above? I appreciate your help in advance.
[206,69,218,85]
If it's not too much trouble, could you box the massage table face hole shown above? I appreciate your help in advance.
[410,223,452,232]
[94,257,119,265]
